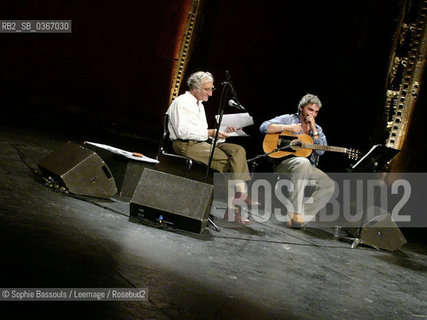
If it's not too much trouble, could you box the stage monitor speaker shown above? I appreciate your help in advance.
[38,141,117,199]
[348,206,407,251]
[130,168,213,233]
[83,142,156,201]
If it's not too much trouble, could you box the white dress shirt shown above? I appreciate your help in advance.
[166,91,209,141]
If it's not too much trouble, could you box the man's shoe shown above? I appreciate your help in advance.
[224,206,253,225]
[288,213,305,229]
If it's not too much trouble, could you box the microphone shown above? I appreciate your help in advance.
[228,99,246,111]
[226,70,231,81]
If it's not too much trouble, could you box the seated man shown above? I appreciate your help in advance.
[167,71,258,224]
[259,93,335,227]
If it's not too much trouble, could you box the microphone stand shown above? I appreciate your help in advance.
[205,78,232,182]
[203,78,231,233]
[205,72,243,232]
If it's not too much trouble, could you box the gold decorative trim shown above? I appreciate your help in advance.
[168,0,201,105]
[383,0,427,151]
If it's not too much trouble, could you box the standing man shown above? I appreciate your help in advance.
[167,71,258,225]
[259,93,335,227]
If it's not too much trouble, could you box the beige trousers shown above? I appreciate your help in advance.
[274,157,335,222]
[172,140,251,182]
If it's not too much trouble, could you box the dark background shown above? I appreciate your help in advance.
[1,0,424,172]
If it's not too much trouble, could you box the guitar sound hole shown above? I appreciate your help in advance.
[278,136,297,153]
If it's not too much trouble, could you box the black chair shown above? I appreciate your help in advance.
[156,114,197,177]
[156,113,252,182]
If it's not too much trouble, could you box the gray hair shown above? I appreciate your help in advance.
[298,93,322,113]
[187,71,214,90]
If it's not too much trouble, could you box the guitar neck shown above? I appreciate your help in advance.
[302,143,347,154]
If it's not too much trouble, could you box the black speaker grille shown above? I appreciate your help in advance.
[131,169,213,219]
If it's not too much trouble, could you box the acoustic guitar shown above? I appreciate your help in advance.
[263,130,361,160]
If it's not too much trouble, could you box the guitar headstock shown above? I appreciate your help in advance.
[346,148,362,161]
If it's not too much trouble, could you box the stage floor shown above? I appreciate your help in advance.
[1,123,426,320]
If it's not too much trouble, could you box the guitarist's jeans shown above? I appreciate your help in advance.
[274,157,335,223]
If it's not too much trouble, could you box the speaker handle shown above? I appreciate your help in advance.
[101,165,113,179]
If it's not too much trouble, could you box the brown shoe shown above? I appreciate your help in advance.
[288,213,304,229]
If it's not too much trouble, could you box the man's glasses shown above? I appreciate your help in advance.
[203,87,216,92]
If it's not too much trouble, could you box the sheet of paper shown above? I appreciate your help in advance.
[225,129,249,137]
[215,112,254,137]
[85,141,159,164]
